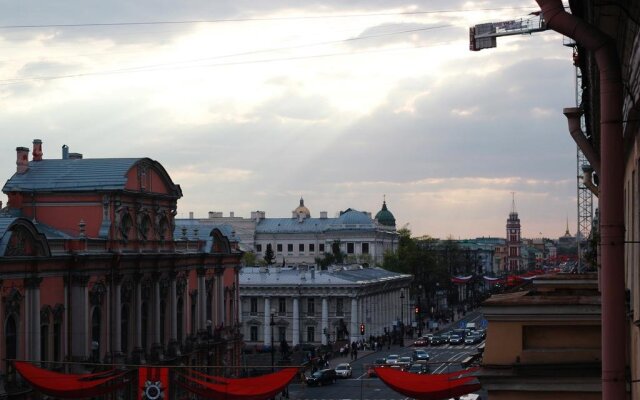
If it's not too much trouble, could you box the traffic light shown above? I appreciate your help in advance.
[360,323,365,335]
[415,306,420,314]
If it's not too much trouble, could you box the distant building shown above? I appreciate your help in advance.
[177,198,399,266]
[239,265,412,347]
[506,196,522,271]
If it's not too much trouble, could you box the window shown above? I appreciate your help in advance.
[347,242,354,254]
[287,244,293,252]
[250,326,258,341]
[121,304,129,353]
[5,315,17,361]
[278,326,286,342]
[336,298,344,316]
[53,322,61,362]
[277,244,283,252]
[91,308,101,361]
[177,297,184,342]
[279,298,286,314]
[299,243,304,252]
[309,243,315,252]
[40,324,49,362]
[319,244,325,252]
[160,300,166,344]
[141,302,148,350]
[362,243,369,254]
[307,298,315,315]
[307,326,315,343]
[256,244,262,252]
[250,298,258,315]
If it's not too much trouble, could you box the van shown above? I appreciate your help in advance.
[465,322,476,331]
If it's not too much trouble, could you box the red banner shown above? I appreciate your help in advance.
[138,367,170,400]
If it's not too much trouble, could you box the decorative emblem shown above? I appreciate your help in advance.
[142,380,163,400]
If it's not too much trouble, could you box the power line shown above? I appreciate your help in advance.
[0,6,538,29]
[0,26,455,85]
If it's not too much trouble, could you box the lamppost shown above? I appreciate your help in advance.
[270,308,275,372]
[400,289,405,346]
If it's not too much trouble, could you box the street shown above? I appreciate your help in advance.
[287,311,486,400]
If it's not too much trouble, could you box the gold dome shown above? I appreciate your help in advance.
[293,197,311,218]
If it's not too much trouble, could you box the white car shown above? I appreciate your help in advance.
[335,363,352,378]
[386,354,400,364]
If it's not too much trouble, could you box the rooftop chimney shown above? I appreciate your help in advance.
[32,139,43,161]
[189,211,194,219]
[16,147,29,174]
[62,144,69,159]
[230,211,235,218]
[68,152,83,159]
[320,211,328,219]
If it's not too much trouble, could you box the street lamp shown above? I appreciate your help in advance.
[270,308,275,372]
[400,289,405,346]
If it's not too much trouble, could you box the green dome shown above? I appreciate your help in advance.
[375,201,396,226]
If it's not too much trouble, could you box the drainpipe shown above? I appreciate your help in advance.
[536,1,626,399]
[563,107,601,176]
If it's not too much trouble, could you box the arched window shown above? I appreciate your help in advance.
[206,291,212,330]
[121,304,130,354]
[53,322,61,362]
[40,324,49,362]
[5,315,17,360]
[190,301,196,335]
[141,302,148,351]
[91,308,101,361]
[177,297,184,342]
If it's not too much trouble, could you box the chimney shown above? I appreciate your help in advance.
[32,139,43,161]
[16,147,29,174]
[62,144,69,159]
[189,211,194,219]
[320,211,328,219]
[208,211,214,219]
[68,153,83,159]
[230,211,235,218]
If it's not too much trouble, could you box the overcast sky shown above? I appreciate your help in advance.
[0,1,585,239]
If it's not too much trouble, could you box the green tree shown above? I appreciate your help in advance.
[263,243,275,265]
[241,251,257,266]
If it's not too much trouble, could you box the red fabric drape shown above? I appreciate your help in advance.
[374,366,481,400]
[176,368,298,400]
[14,361,127,399]
[138,367,170,400]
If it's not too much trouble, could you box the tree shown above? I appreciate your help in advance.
[242,251,257,266]
[263,243,275,265]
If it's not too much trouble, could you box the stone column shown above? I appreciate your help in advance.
[170,276,178,340]
[196,268,206,332]
[263,297,271,346]
[112,276,122,354]
[292,297,300,346]
[135,277,142,348]
[69,275,90,360]
[350,297,358,343]
[24,276,42,361]
[321,297,328,345]
[218,271,225,327]
[153,277,161,344]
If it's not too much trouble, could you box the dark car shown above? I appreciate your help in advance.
[449,334,464,345]
[407,363,429,374]
[430,335,446,345]
[464,333,482,345]
[306,369,337,386]
[413,337,429,347]
[367,358,388,378]
[411,349,430,363]
[476,328,487,339]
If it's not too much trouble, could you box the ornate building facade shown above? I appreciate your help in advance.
[0,140,243,395]
[506,197,522,271]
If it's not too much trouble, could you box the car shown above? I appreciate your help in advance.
[367,358,388,378]
[412,349,430,363]
[306,369,337,386]
[464,333,482,345]
[440,331,453,342]
[413,337,429,347]
[335,363,352,378]
[430,335,446,345]
[449,334,464,345]
[396,356,412,370]
[386,354,400,364]
[423,333,434,343]
[476,328,487,339]
[407,363,429,374]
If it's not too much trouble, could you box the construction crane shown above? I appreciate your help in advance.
[469,12,594,267]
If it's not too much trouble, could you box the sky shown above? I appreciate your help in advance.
[0,1,586,239]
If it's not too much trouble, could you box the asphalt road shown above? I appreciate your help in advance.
[287,311,486,400]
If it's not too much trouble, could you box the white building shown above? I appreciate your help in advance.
[239,265,412,348]
[177,198,399,266]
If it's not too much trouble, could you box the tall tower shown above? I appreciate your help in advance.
[506,193,522,271]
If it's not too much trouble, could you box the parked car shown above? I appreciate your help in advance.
[335,363,352,378]
[386,354,400,364]
[412,349,430,363]
[407,363,429,374]
[306,369,337,386]
[449,334,464,345]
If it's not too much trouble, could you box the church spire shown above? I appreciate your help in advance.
[565,215,571,236]
[511,192,516,213]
